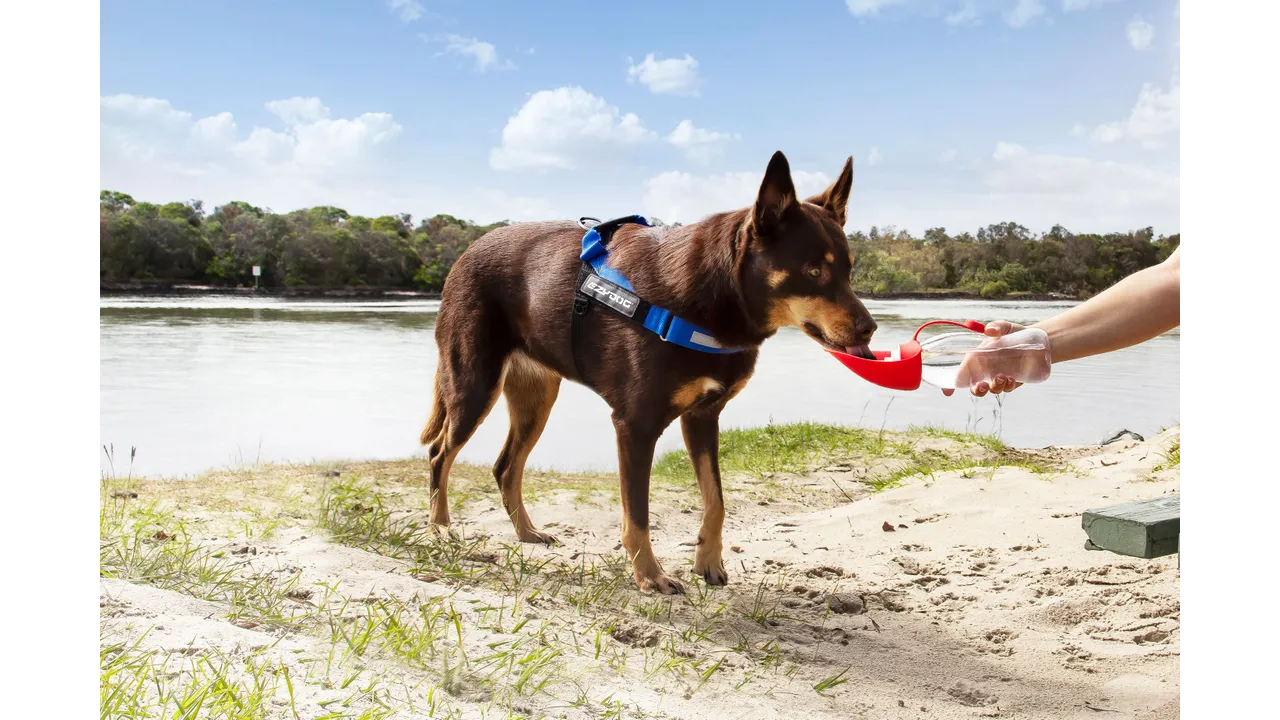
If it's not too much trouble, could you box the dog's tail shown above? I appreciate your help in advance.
[419,376,446,447]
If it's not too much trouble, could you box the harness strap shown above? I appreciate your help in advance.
[570,215,740,381]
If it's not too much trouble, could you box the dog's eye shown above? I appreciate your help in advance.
[807,267,822,278]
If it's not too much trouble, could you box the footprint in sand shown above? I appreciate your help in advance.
[947,679,998,707]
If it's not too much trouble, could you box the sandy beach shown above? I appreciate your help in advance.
[101,425,1179,719]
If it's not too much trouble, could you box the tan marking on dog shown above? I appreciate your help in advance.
[623,519,678,592]
[671,377,724,411]
[824,252,835,264]
[497,351,561,543]
[691,451,726,583]
[767,269,789,288]
[766,296,852,339]
[429,450,459,526]
[429,371,506,528]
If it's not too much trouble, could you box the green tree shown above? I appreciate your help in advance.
[100,189,1172,298]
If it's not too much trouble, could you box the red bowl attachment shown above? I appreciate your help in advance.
[826,340,923,391]
[826,320,987,391]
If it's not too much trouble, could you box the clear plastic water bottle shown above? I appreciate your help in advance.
[919,326,1052,392]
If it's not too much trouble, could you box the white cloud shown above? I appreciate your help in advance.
[386,0,423,23]
[626,54,701,97]
[1062,0,1119,11]
[868,147,883,166]
[845,0,907,15]
[642,143,1178,235]
[1007,0,1046,28]
[1069,122,1087,137]
[265,97,329,125]
[939,148,958,163]
[945,3,980,26]
[1090,75,1179,147]
[100,94,583,226]
[978,141,1178,230]
[1126,17,1155,50]
[844,1,1098,29]
[1090,2,1177,148]
[489,87,655,172]
[642,169,834,226]
[1091,124,1124,143]
[666,120,741,164]
[435,34,515,72]
[101,94,403,212]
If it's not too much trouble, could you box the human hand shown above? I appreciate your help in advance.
[941,320,1027,397]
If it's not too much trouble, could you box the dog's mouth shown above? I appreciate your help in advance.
[803,323,874,360]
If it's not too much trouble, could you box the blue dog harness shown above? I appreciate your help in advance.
[570,215,742,377]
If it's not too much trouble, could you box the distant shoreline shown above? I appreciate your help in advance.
[100,282,1081,303]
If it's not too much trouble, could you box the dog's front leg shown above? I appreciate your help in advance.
[614,417,684,595]
[680,412,728,586]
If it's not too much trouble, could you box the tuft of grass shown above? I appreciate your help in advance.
[653,422,892,481]
[906,424,1008,453]
[813,667,851,695]
[100,634,308,720]
[1154,439,1180,472]
[100,510,308,628]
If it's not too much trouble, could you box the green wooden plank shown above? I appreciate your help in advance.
[1081,494,1179,559]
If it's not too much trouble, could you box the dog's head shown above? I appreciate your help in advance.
[741,151,877,358]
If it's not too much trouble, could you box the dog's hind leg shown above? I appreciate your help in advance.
[680,412,728,586]
[614,417,684,595]
[493,352,561,544]
[427,341,507,529]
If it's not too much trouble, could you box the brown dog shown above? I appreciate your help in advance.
[420,151,877,594]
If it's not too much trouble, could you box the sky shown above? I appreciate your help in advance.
[100,0,1180,236]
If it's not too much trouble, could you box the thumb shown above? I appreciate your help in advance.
[985,320,1013,337]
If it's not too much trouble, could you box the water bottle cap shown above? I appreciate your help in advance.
[826,319,986,391]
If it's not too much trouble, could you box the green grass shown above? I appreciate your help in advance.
[813,666,852,695]
[100,634,310,720]
[906,424,1009,453]
[652,422,1049,492]
[652,422,893,481]
[1154,439,1180,472]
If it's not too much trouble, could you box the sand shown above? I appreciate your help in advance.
[101,427,1179,719]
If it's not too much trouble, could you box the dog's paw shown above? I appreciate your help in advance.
[517,528,557,545]
[426,522,454,537]
[694,563,729,586]
[638,573,686,595]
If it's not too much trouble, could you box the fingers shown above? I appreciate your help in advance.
[984,320,1012,337]
[971,375,1021,396]
[983,320,1026,338]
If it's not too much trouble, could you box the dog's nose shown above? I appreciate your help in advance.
[856,317,877,338]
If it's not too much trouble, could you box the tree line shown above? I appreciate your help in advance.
[100,190,1178,297]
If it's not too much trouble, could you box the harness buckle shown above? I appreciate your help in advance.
[572,296,590,315]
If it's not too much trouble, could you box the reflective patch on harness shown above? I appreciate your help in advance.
[689,330,722,349]
[580,273,639,318]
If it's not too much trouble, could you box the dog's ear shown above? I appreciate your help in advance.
[805,156,853,227]
[753,151,798,236]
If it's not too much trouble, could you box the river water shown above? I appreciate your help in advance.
[100,296,1179,478]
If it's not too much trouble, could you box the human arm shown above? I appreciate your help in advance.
[967,247,1180,396]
